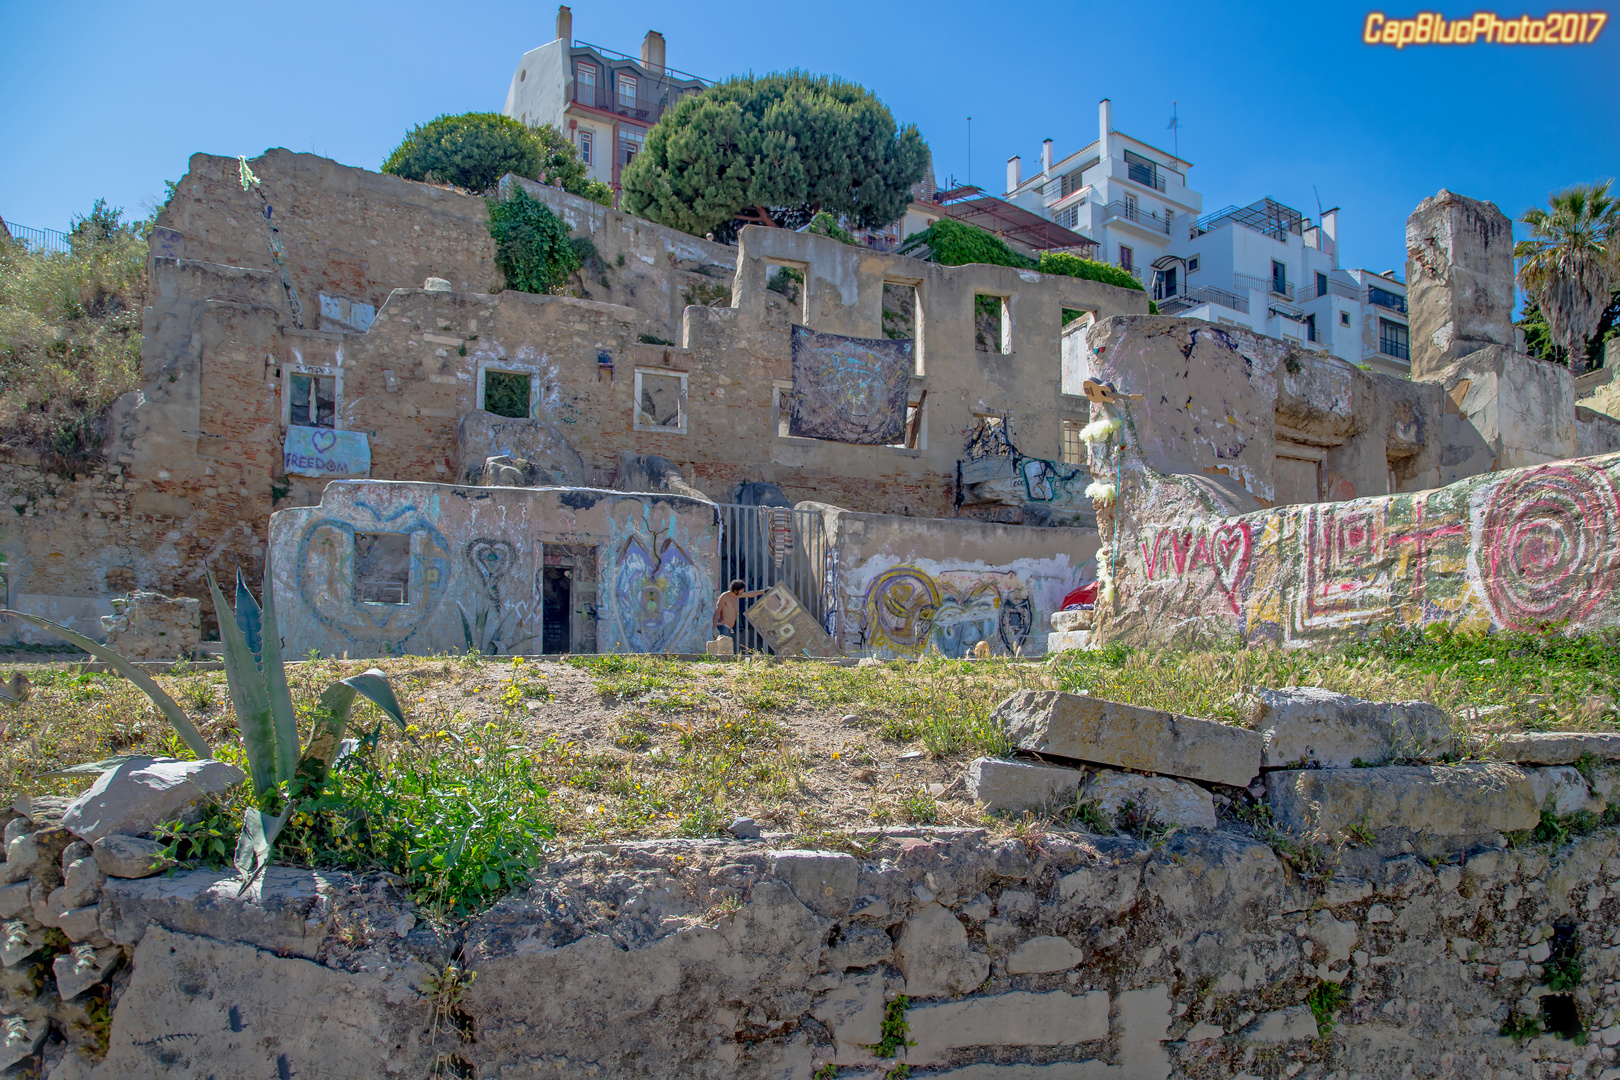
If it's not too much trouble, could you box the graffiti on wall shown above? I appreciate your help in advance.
[1116,456,1620,645]
[859,565,1034,659]
[610,536,706,653]
[788,326,912,444]
[956,416,1089,519]
[458,538,535,654]
[293,501,452,650]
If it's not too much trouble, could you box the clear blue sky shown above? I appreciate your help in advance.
[2,0,1616,278]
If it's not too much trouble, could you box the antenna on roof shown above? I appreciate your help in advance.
[1313,184,1323,219]
[1166,102,1179,157]
[967,116,972,186]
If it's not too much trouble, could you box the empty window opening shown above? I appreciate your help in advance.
[635,369,687,432]
[483,370,532,418]
[289,372,336,429]
[1061,419,1085,465]
[975,295,1010,354]
[882,281,917,342]
[764,260,807,322]
[887,392,927,450]
[354,533,410,605]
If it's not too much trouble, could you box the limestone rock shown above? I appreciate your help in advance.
[11,796,69,827]
[89,927,433,1078]
[810,970,885,1064]
[1528,765,1593,815]
[726,817,761,840]
[1006,935,1084,974]
[1241,1006,1320,1044]
[0,923,47,967]
[826,926,893,970]
[478,454,550,487]
[1306,910,1358,965]
[0,883,29,919]
[906,990,1109,1064]
[895,903,989,998]
[60,757,245,843]
[994,690,1262,788]
[52,945,120,1001]
[91,834,172,879]
[97,590,201,661]
[1045,629,1093,654]
[1255,686,1452,768]
[99,867,340,958]
[1083,769,1217,831]
[455,409,584,486]
[1488,731,1620,765]
[1050,609,1093,632]
[1265,763,1538,837]
[769,850,858,916]
[965,757,1084,814]
[60,856,104,910]
[614,452,709,500]
[0,1016,47,1071]
[57,904,106,945]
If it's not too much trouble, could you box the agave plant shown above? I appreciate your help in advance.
[0,559,407,885]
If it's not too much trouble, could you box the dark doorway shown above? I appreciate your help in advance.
[541,568,571,653]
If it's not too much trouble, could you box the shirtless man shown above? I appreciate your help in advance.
[713,579,767,639]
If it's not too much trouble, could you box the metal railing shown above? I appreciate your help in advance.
[1158,283,1250,315]
[1125,159,1167,192]
[717,503,831,656]
[1,221,70,254]
[1367,286,1408,314]
[1192,198,1305,242]
[1099,200,1171,235]
[1295,277,1361,303]
[572,41,710,85]
[1234,272,1293,301]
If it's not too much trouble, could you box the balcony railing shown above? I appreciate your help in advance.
[1158,283,1250,316]
[1099,200,1171,235]
[1367,286,1408,314]
[1192,198,1305,242]
[1234,272,1293,301]
[1295,277,1361,303]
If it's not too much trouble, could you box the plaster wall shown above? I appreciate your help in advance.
[803,503,1100,658]
[502,39,570,132]
[267,480,720,658]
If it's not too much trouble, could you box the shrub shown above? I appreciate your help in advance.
[897,220,1149,295]
[1036,251,1147,293]
[383,113,611,205]
[486,187,583,294]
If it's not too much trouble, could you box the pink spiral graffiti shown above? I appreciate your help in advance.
[1480,464,1620,631]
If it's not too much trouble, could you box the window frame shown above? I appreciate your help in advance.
[476,363,542,419]
[1271,259,1288,296]
[633,367,689,434]
[353,532,412,606]
[1187,255,1199,273]
[1118,245,1135,273]
[617,72,638,109]
[578,129,593,165]
[284,364,341,431]
[1379,317,1410,361]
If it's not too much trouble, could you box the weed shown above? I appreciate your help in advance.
[1546,928,1583,992]
[867,996,916,1058]
[1063,797,1112,834]
[814,1066,839,1080]
[900,789,939,825]
[421,962,476,1041]
[1344,814,1377,847]
[1305,980,1343,1036]
[153,805,234,869]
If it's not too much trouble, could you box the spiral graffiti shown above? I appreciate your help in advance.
[1479,464,1620,631]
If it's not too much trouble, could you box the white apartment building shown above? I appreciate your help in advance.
[1004,99,1202,283]
[503,6,708,198]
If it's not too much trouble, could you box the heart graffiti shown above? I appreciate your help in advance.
[310,429,338,453]
[1138,521,1254,615]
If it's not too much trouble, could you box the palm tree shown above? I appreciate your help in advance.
[1515,180,1620,377]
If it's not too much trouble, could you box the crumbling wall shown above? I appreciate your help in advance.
[267,479,720,657]
[805,502,1099,658]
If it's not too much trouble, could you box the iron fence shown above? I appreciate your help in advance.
[1,221,70,254]
[714,503,831,656]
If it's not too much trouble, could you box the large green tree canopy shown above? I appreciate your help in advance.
[619,72,928,239]
[383,112,612,204]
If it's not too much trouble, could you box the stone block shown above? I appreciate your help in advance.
[91,834,173,879]
[1045,629,1093,653]
[98,590,201,661]
[0,883,29,919]
[1117,983,1172,1079]
[916,1065,1118,1079]
[894,903,989,998]
[1488,731,1620,765]
[0,923,47,967]
[965,758,1084,814]
[810,971,885,1064]
[769,850,858,916]
[1240,1006,1319,1044]
[52,945,120,1001]
[994,690,1262,788]
[1255,686,1451,768]
[906,990,1108,1064]
[0,1016,47,1071]
[60,856,104,909]
[1083,769,1217,831]
[1405,189,1516,376]
[1050,609,1093,632]
[99,867,340,958]
[1005,935,1084,974]
[56,904,106,945]
[826,926,893,970]
[1265,763,1538,837]
[1528,766,1593,816]
[60,757,245,843]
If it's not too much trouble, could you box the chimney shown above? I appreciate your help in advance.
[1099,99,1113,159]
[1041,139,1054,175]
[555,5,572,43]
[641,30,666,74]
[1007,156,1022,193]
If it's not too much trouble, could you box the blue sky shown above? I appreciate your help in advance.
[2,0,1615,279]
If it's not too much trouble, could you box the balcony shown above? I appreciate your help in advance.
[1295,277,1361,303]
[1158,283,1250,316]
[1367,285,1408,314]
[1099,200,1171,235]
[1234,272,1293,301]
[1192,198,1304,243]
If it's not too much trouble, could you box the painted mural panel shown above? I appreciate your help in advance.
[787,326,912,445]
[1106,453,1620,646]
[269,481,720,659]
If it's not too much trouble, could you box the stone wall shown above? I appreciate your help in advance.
[804,503,1100,658]
[267,480,721,658]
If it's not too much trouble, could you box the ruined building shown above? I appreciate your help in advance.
[2,149,1615,658]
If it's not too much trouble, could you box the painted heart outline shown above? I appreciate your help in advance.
[1210,523,1253,601]
[310,429,339,454]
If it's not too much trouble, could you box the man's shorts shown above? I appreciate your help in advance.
[715,625,735,638]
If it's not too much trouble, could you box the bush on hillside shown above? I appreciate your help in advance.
[486,187,583,294]
[898,220,1148,297]
[0,200,146,466]
[383,112,612,205]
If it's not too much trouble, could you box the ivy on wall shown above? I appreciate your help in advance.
[485,187,583,295]
[897,219,1154,307]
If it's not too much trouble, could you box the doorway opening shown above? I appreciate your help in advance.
[539,543,598,654]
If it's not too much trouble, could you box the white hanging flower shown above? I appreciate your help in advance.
[1084,480,1117,505]
[1078,418,1122,444]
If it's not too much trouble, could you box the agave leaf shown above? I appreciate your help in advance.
[206,570,275,798]
[39,754,154,778]
[233,802,296,890]
[258,558,299,787]
[294,681,358,793]
[458,604,475,653]
[0,610,211,760]
[341,669,407,730]
[234,568,263,671]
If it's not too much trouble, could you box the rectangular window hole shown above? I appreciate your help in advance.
[483,370,532,418]
[354,533,410,605]
[882,281,917,341]
[289,373,335,429]
[975,294,1009,354]
[1061,419,1085,465]
[636,370,687,432]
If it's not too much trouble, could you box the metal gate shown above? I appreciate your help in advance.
[714,503,830,655]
